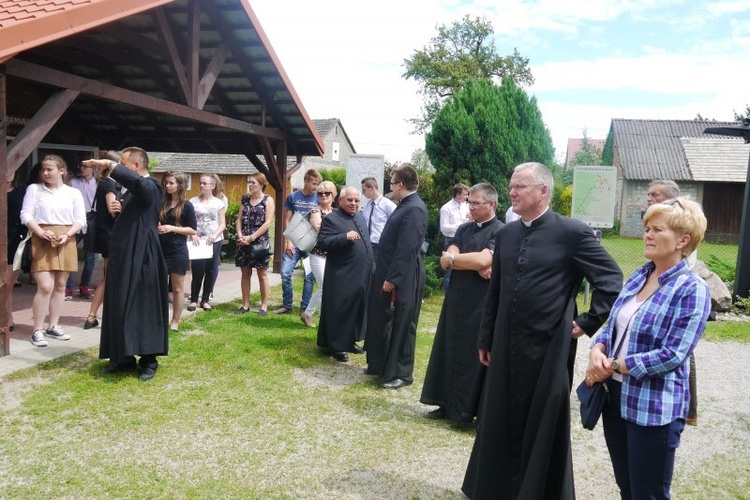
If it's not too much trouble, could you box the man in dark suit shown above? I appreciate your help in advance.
[364,166,428,389]
[462,162,622,499]
[316,186,373,362]
[82,148,169,382]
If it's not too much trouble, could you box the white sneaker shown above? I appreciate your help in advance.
[46,325,71,341]
[31,329,48,347]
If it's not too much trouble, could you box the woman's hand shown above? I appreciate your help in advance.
[37,228,57,241]
[191,235,201,246]
[585,344,614,387]
[157,224,170,234]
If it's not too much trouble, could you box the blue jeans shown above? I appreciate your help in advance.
[66,233,95,289]
[280,247,315,310]
[603,380,685,499]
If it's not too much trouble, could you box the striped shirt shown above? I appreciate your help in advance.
[594,260,711,426]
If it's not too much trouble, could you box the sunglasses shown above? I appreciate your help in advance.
[318,191,333,196]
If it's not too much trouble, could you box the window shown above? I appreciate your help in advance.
[332,141,340,162]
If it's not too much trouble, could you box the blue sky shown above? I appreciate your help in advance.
[249,0,749,164]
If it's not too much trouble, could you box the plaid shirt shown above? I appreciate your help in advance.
[594,260,710,426]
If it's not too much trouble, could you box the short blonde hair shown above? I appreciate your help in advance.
[317,180,338,198]
[643,197,707,256]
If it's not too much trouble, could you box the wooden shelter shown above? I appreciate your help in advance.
[0,0,324,354]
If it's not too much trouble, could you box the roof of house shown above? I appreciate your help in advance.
[2,0,324,158]
[151,151,297,174]
[311,117,357,154]
[610,119,739,181]
[681,137,750,183]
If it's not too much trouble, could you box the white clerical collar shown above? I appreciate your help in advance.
[475,215,496,228]
[521,207,549,227]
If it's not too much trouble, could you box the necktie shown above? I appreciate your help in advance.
[368,200,376,234]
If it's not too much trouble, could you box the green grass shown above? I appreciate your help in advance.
[1,279,747,498]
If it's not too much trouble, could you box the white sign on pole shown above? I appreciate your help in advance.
[346,154,385,193]
[571,165,617,228]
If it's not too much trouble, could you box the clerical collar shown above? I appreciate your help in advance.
[475,215,496,228]
[521,207,549,227]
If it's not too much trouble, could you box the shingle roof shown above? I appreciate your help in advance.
[151,152,298,174]
[681,138,749,183]
[611,119,739,180]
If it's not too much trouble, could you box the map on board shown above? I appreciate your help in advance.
[346,154,385,193]
[571,165,617,228]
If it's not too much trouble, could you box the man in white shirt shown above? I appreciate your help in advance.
[361,177,396,262]
[66,163,98,299]
[439,183,470,291]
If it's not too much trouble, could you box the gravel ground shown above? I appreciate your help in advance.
[571,336,750,497]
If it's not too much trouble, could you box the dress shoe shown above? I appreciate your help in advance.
[333,352,349,362]
[138,356,158,382]
[83,316,99,330]
[103,357,137,374]
[351,345,365,354]
[426,407,446,419]
[382,378,411,390]
[258,309,268,317]
[273,306,292,314]
[300,313,315,328]
[234,306,249,314]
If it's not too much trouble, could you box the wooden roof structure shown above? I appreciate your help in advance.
[0,0,326,350]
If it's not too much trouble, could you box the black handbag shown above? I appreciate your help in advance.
[249,241,272,260]
[576,380,609,430]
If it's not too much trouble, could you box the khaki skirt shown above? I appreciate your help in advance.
[31,224,78,273]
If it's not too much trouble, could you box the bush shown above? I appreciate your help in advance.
[423,254,443,298]
[319,168,347,191]
[222,202,240,261]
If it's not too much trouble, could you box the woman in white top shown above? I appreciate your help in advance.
[188,173,227,311]
[20,154,86,347]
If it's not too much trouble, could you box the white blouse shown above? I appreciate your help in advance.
[20,183,87,228]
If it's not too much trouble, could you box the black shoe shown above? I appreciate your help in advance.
[138,356,159,382]
[234,307,249,315]
[426,407,446,420]
[352,345,365,354]
[83,316,99,330]
[382,378,411,390]
[333,352,349,362]
[103,357,137,374]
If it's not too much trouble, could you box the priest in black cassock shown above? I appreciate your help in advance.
[316,186,373,362]
[365,166,428,389]
[462,162,622,499]
[82,148,169,382]
[420,183,503,424]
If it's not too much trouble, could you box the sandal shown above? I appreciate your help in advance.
[187,303,197,312]
[201,302,212,311]
[84,315,99,330]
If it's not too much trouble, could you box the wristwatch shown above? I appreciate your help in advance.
[610,359,622,374]
[447,254,455,268]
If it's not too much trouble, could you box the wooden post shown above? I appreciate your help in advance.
[0,65,10,356]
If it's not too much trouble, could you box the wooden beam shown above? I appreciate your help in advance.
[0,66,9,355]
[154,7,191,105]
[197,43,229,110]
[6,59,286,141]
[187,0,201,108]
[6,89,80,174]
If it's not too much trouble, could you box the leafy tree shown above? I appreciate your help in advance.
[403,15,533,133]
[425,78,554,211]
[734,105,750,121]
[569,129,603,168]
[319,167,347,191]
[410,148,433,175]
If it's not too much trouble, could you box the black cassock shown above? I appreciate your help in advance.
[420,217,504,423]
[462,210,622,500]
[365,193,428,383]
[316,208,372,352]
[99,167,169,364]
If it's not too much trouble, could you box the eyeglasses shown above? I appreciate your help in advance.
[509,183,543,192]
[344,197,359,202]
[318,191,333,196]
[468,201,489,207]
[665,199,684,210]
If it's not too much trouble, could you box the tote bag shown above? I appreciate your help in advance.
[282,212,317,253]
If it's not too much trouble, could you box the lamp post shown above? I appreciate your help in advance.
[705,120,750,299]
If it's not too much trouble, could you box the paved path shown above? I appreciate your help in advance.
[0,261,280,378]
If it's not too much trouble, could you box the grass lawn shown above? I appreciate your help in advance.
[1,278,747,498]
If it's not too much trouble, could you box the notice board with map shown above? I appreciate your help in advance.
[571,165,617,228]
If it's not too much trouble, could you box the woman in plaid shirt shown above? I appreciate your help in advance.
[585,197,711,499]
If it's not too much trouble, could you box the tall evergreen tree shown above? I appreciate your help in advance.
[425,78,554,209]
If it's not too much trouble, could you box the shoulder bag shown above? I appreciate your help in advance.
[283,211,317,253]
